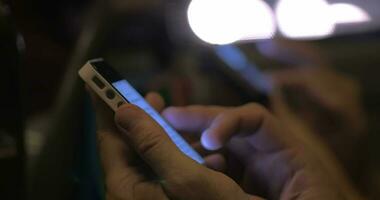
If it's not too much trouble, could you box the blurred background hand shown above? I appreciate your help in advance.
[268,67,368,177]
[163,102,363,200]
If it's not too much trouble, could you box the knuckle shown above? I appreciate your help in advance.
[126,104,145,115]
[134,128,165,157]
[118,104,168,157]
[186,105,207,112]
[243,103,273,126]
[245,103,267,113]
[244,103,270,118]
[116,105,150,129]
[214,111,235,124]
[119,103,140,113]
[118,104,146,117]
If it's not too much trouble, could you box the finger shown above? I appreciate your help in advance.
[191,142,213,157]
[145,92,165,112]
[227,137,256,164]
[200,110,240,151]
[201,103,286,152]
[203,153,226,172]
[115,104,200,178]
[270,88,296,116]
[268,68,312,88]
[97,129,140,185]
[269,68,343,113]
[162,105,227,134]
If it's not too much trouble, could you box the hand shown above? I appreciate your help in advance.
[268,67,368,174]
[90,91,256,200]
[270,67,367,133]
[163,103,363,200]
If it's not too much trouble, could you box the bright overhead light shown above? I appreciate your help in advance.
[187,0,275,45]
[187,0,372,43]
[233,0,276,41]
[330,3,371,24]
[275,0,335,39]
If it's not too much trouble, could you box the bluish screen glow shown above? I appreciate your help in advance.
[113,80,204,164]
[215,45,273,94]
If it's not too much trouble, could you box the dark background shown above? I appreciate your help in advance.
[1,0,380,199]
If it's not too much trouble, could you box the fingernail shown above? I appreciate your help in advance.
[201,129,222,151]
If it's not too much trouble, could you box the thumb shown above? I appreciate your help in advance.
[115,105,258,200]
[114,104,199,178]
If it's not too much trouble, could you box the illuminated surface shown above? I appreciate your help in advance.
[187,0,275,45]
[187,0,373,42]
[215,45,272,93]
[276,0,334,39]
[113,80,204,164]
[330,3,371,24]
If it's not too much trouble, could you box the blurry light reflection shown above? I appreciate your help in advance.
[215,45,273,93]
[187,0,373,43]
[330,3,371,24]
[275,0,335,39]
[187,0,275,45]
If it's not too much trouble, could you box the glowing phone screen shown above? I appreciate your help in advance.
[113,80,204,164]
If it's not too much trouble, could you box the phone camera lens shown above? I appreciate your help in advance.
[105,89,115,99]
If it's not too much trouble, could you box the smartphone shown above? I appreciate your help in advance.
[79,58,204,164]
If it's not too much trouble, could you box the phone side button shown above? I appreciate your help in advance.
[92,76,106,89]
[117,101,124,108]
